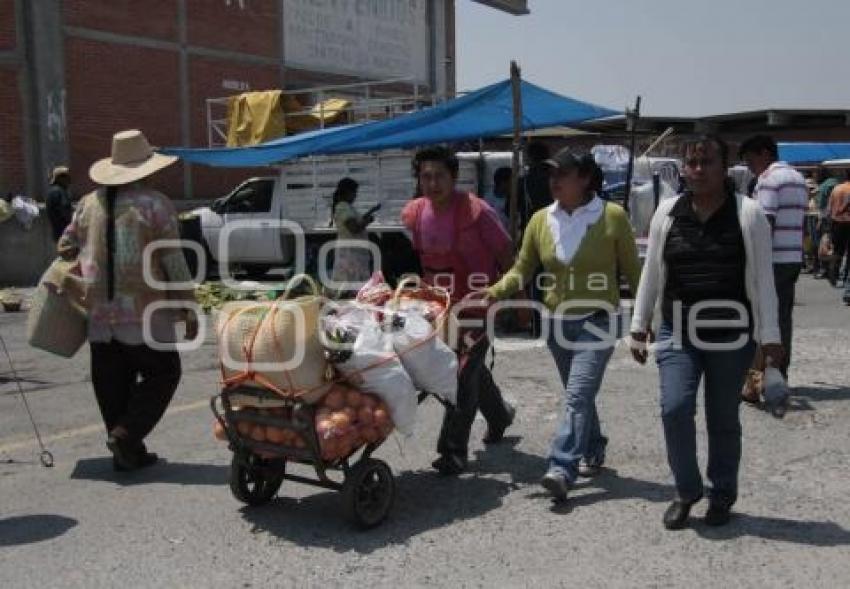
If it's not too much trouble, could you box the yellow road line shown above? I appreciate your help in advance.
[0,398,210,454]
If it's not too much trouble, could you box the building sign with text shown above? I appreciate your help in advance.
[283,0,431,83]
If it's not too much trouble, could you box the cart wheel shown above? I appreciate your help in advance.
[342,458,395,529]
[229,453,284,506]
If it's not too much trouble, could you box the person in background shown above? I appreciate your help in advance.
[518,141,554,337]
[483,166,511,229]
[740,135,806,380]
[517,141,554,229]
[827,170,850,302]
[58,130,197,471]
[329,177,375,294]
[631,135,782,529]
[484,147,641,502]
[402,146,515,476]
[46,166,74,241]
[809,168,834,277]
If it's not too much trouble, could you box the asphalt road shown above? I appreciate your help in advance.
[1,276,848,588]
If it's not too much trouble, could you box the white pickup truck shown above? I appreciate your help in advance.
[184,150,480,277]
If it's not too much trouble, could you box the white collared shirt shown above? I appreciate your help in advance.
[546,195,605,265]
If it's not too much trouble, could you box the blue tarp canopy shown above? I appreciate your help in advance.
[778,142,850,164]
[162,79,620,167]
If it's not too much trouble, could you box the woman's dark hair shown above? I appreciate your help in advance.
[330,177,358,226]
[105,186,119,301]
[412,146,459,178]
[527,141,550,164]
[683,134,731,169]
[493,166,512,185]
[550,148,604,196]
[738,134,778,161]
[576,153,604,194]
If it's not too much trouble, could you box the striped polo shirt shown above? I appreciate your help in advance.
[754,161,806,264]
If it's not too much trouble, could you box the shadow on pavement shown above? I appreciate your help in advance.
[0,514,77,547]
[472,436,548,484]
[70,457,227,486]
[240,467,511,554]
[793,384,850,403]
[695,514,850,547]
[237,442,540,555]
[547,468,674,514]
[475,438,675,509]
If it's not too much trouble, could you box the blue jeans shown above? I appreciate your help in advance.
[546,313,617,482]
[656,322,755,505]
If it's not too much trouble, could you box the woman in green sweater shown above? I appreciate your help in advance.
[484,147,641,502]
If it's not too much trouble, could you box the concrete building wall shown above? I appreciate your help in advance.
[0,0,16,49]
[187,55,280,198]
[0,212,54,286]
[64,36,184,197]
[2,0,458,205]
[0,67,26,197]
[185,0,279,58]
[63,0,179,40]
[0,0,26,198]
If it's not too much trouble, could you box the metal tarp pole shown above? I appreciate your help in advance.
[623,95,642,213]
[509,61,523,246]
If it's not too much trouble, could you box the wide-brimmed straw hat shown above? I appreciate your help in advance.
[49,165,69,184]
[89,129,177,186]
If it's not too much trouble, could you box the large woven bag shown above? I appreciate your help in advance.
[27,258,88,358]
[217,274,330,403]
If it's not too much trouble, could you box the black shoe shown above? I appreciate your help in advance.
[704,502,732,526]
[133,445,159,468]
[663,494,702,530]
[108,436,159,471]
[483,403,516,444]
[431,454,467,476]
[107,435,141,471]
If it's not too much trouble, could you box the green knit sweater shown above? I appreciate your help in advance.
[488,202,641,315]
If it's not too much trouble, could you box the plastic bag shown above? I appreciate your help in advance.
[390,311,457,406]
[763,366,790,416]
[356,271,393,306]
[322,309,417,435]
[11,195,39,230]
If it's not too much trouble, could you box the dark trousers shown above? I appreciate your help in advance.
[656,322,756,505]
[90,341,181,443]
[437,337,512,459]
[831,222,850,284]
[808,217,822,273]
[773,263,800,379]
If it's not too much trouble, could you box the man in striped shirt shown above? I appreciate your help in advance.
[740,135,806,379]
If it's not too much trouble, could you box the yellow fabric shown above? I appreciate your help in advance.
[225,92,352,147]
[284,97,352,134]
[226,90,296,147]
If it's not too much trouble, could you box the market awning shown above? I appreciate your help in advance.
[161,79,620,167]
[778,142,850,164]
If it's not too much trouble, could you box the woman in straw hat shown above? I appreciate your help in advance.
[58,129,198,471]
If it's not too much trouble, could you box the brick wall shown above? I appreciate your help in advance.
[63,0,178,41]
[186,0,278,58]
[0,66,25,195]
[0,0,16,50]
[188,55,281,199]
[64,37,183,196]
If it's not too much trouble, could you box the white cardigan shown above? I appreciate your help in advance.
[630,193,781,345]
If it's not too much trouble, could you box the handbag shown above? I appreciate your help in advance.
[27,258,88,358]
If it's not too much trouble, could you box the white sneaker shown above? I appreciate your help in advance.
[541,471,569,501]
